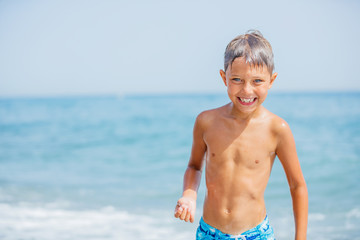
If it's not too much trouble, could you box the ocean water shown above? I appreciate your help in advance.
[0,92,359,240]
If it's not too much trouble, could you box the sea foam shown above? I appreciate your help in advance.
[0,203,193,240]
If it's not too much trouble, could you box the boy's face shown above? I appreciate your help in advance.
[220,57,277,116]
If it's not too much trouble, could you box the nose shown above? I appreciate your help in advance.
[242,82,253,94]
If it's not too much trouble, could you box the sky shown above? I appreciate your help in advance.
[0,0,359,97]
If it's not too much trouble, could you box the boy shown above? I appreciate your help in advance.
[174,30,308,240]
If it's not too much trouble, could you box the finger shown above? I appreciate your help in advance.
[185,210,191,222]
[180,207,187,220]
[174,201,183,217]
[190,212,195,223]
[174,206,183,218]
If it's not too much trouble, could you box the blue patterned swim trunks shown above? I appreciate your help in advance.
[196,215,275,240]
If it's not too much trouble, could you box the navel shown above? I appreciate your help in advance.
[212,153,216,157]
[255,159,260,164]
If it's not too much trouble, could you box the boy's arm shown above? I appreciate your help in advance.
[276,121,308,240]
[174,113,207,223]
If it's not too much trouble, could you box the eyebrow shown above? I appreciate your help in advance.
[230,74,265,78]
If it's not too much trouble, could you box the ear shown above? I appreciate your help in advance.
[220,69,227,86]
[268,72,277,89]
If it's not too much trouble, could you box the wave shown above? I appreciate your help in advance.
[0,203,195,240]
[1,203,360,239]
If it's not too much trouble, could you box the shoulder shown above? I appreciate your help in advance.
[263,111,295,150]
[196,108,217,123]
[195,104,228,129]
[262,109,292,138]
[260,110,295,155]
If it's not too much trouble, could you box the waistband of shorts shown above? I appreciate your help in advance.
[199,215,269,239]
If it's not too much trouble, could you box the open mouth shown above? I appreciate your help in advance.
[237,97,257,104]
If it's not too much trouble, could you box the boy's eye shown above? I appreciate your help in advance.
[232,78,242,82]
[254,79,263,83]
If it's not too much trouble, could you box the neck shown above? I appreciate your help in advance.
[227,103,263,122]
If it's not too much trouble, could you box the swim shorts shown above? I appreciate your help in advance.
[196,215,275,240]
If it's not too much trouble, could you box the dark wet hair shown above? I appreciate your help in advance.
[224,30,274,73]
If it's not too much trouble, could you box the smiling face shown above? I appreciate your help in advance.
[220,57,277,118]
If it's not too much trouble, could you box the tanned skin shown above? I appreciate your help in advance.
[174,57,308,239]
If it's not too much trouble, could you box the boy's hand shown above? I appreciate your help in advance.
[174,196,196,223]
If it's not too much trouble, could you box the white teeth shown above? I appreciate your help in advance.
[239,97,255,103]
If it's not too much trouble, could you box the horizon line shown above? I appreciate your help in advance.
[0,90,359,100]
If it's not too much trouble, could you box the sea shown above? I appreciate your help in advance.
[0,92,359,240]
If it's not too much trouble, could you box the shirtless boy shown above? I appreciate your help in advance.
[174,30,308,239]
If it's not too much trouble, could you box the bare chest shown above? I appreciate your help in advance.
[203,121,277,168]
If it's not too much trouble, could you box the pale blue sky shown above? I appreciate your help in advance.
[0,0,359,97]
